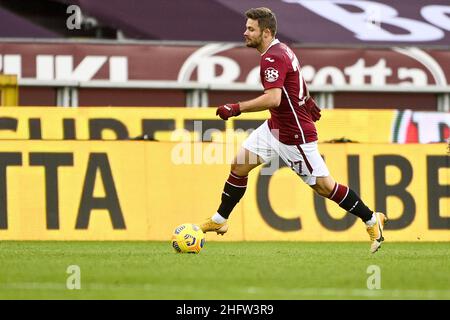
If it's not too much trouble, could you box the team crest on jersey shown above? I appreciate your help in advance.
[264,67,279,83]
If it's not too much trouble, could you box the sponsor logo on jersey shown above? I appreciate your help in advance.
[264,67,279,83]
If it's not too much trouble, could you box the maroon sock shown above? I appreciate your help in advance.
[328,183,373,222]
[217,172,248,219]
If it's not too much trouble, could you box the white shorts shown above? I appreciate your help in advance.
[242,121,329,185]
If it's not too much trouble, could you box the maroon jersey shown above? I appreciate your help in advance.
[260,39,318,145]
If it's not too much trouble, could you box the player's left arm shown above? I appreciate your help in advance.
[216,54,286,120]
[239,88,282,112]
[215,88,281,120]
[238,53,287,112]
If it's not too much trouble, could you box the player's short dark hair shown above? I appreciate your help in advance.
[245,7,277,37]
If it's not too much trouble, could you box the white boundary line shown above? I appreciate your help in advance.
[1,282,449,299]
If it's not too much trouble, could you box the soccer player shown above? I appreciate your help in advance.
[200,7,387,253]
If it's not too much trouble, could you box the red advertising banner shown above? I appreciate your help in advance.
[0,42,449,87]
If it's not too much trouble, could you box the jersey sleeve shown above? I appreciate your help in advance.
[260,54,288,90]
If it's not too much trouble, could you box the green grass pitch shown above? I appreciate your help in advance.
[0,241,449,300]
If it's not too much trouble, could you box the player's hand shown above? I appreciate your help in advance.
[216,103,241,120]
[304,96,321,122]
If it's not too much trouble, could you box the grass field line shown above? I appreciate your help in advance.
[1,282,450,299]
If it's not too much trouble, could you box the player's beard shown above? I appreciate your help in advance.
[245,34,263,48]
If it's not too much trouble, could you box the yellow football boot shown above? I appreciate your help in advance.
[366,212,388,253]
[199,218,228,235]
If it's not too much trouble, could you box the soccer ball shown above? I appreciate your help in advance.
[171,223,205,254]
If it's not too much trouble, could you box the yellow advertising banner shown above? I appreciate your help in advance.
[0,107,395,143]
[0,140,447,241]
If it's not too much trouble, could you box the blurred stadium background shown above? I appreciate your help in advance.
[0,0,449,300]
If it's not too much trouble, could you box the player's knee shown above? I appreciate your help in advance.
[315,187,329,197]
[313,177,335,197]
[312,184,331,197]
[231,163,249,177]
